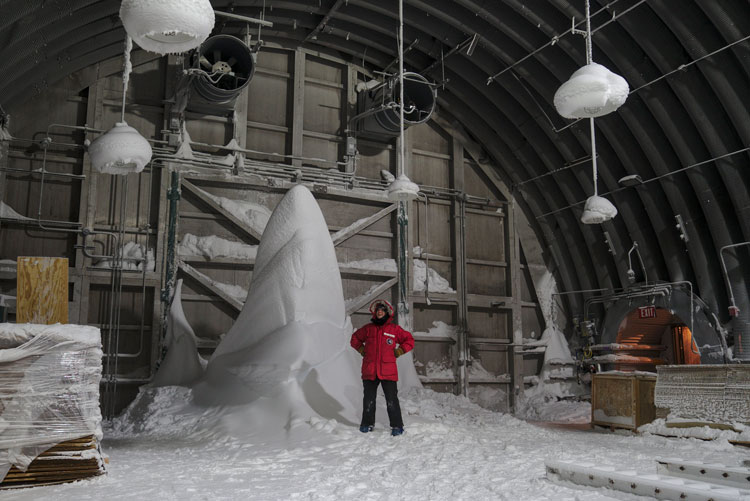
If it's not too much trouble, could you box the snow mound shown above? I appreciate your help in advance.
[191,185,366,430]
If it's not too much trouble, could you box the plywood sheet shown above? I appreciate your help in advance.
[16,257,68,324]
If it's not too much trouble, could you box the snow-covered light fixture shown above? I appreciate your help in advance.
[386,0,420,203]
[555,0,620,224]
[119,0,215,55]
[88,122,152,175]
[88,37,152,175]
[387,173,420,201]
[553,63,629,119]
[580,194,618,224]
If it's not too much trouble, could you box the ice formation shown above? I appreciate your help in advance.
[0,201,30,220]
[150,280,204,387]
[94,241,155,271]
[177,233,258,261]
[553,62,629,119]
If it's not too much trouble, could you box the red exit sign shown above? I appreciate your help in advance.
[638,306,656,319]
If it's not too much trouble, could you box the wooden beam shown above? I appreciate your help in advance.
[291,50,305,168]
[177,260,243,312]
[346,277,398,315]
[331,203,396,246]
[180,180,262,242]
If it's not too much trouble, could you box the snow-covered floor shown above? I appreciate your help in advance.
[3,387,747,501]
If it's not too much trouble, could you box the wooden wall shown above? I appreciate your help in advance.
[0,42,545,414]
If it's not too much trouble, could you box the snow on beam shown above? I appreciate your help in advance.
[177,260,244,312]
[545,459,750,501]
[331,203,397,247]
[345,277,398,315]
[181,180,263,242]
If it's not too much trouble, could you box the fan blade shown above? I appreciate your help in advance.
[213,50,222,64]
[226,57,237,68]
[199,56,212,70]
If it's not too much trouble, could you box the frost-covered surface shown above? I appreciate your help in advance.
[553,62,629,119]
[196,187,272,235]
[94,241,155,271]
[516,326,589,423]
[177,233,258,261]
[0,201,30,220]
[4,385,748,501]
[581,194,618,224]
[414,321,457,340]
[413,259,455,293]
[185,264,248,302]
[344,257,397,272]
[0,323,103,478]
[119,0,215,55]
[150,280,205,387]
[87,123,152,175]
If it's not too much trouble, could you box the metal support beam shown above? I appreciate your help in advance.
[180,179,262,242]
[302,0,347,46]
[451,136,469,397]
[331,203,396,246]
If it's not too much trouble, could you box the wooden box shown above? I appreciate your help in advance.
[591,372,657,430]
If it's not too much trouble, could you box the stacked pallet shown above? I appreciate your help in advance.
[0,323,105,488]
[1,435,105,488]
[654,365,750,424]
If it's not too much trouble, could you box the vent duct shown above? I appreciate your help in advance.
[190,35,255,106]
[356,72,435,136]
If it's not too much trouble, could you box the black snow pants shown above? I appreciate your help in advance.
[360,378,404,429]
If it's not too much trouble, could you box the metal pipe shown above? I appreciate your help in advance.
[214,9,273,27]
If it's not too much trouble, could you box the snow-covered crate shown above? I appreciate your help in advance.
[591,372,657,430]
[655,365,750,424]
[0,323,105,488]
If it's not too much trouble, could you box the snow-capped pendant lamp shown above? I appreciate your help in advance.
[388,173,420,201]
[553,62,629,119]
[553,0,628,119]
[581,194,618,224]
[386,0,420,203]
[88,37,152,175]
[119,0,215,55]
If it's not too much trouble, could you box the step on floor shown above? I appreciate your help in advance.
[545,459,750,501]
[657,458,750,490]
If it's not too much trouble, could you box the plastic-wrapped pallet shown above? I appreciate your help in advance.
[0,323,103,483]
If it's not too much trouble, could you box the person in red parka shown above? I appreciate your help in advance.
[350,299,414,436]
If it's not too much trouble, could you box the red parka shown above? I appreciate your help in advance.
[350,316,414,381]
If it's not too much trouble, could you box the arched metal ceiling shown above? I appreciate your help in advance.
[1,0,748,323]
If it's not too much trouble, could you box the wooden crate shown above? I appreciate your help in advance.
[0,435,106,489]
[591,372,657,430]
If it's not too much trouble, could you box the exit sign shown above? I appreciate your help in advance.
[638,306,656,319]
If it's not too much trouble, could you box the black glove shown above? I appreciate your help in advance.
[395,347,405,358]
[358,346,365,357]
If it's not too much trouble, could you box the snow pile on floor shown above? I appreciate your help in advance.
[94,241,155,271]
[177,233,258,261]
[516,326,590,423]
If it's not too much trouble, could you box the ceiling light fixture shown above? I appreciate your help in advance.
[119,0,215,55]
[88,37,152,175]
[556,0,622,224]
[387,0,420,203]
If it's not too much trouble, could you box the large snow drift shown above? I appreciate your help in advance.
[171,185,420,434]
